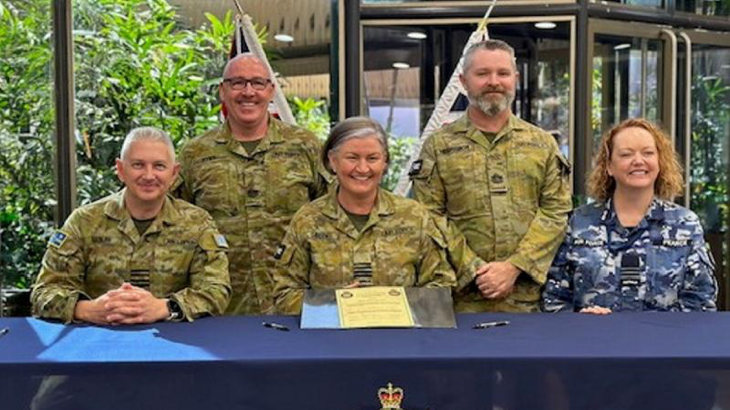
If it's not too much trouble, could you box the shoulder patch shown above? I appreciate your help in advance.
[274,244,286,260]
[214,234,229,249]
[49,231,68,249]
[408,160,423,176]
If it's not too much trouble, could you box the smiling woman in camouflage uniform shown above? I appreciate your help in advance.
[543,119,717,313]
[273,117,456,315]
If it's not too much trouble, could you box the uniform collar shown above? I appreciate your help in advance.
[601,196,665,225]
[104,189,180,226]
[214,115,285,157]
[320,188,396,238]
[461,112,525,148]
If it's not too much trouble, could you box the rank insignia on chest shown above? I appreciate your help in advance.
[214,234,229,249]
[274,244,286,260]
[48,231,68,248]
[408,159,423,176]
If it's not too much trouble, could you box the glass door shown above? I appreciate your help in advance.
[586,19,675,157]
[677,30,730,308]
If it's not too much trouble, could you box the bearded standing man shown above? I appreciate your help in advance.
[175,54,330,315]
[410,40,572,312]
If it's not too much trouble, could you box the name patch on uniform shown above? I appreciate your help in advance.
[274,244,286,260]
[49,231,68,248]
[214,234,229,249]
[663,239,690,247]
[382,227,416,236]
[572,238,605,247]
[408,160,423,176]
[439,145,471,155]
[270,151,301,158]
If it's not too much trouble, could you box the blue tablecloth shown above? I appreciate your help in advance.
[1,313,728,409]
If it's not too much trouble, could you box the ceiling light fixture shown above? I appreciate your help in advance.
[274,34,294,43]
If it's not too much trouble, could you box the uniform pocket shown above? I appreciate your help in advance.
[440,150,486,217]
[192,159,239,216]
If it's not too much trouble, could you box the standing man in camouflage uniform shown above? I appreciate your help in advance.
[410,39,572,312]
[31,127,231,324]
[176,54,329,315]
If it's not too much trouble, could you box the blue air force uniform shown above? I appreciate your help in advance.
[542,198,717,312]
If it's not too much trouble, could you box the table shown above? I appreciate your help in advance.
[1,313,729,410]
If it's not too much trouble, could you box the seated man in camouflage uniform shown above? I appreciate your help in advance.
[274,117,456,314]
[543,119,717,313]
[31,127,231,324]
[175,53,329,315]
[410,39,572,312]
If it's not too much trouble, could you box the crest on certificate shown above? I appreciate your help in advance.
[378,382,404,410]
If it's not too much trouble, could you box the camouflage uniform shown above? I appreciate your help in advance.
[542,198,717,312]
[411,114,571,312]
[31,190,232,323]
[274,189,457,314]
[176,116,330,314]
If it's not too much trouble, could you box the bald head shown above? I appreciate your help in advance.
[222,53,269,79]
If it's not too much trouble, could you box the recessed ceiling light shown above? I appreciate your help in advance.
[407,32,427,39]
[534,22,556,30]
[392,62,410,69]
[613,43,632,50]
[274,34,294,43]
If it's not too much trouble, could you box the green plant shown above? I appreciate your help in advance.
[290,96,330,140]
[0,0,55,289]
[690,74,730,233]
[0,0,276,289]
[381,136,416,192]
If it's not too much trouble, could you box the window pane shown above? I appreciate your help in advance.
[0,1,54,292]
[688,44,730,300]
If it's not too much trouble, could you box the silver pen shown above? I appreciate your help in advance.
[472,320,510,329]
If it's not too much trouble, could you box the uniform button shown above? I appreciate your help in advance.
[247,189,260,198]
[491,174,504,184]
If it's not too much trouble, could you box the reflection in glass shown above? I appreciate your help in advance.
[688,45,730,296]
[676,0,730,16]
[591,36,661,148]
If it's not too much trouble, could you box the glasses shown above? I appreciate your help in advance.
[222,77,272,91]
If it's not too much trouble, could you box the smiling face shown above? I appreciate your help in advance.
[116,139,179,208]
[607,126,660,194]
[460,48,518,117]
[328,135,387,202]
[219,56,274,130]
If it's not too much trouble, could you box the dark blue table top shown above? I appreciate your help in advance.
[2,312,729,366]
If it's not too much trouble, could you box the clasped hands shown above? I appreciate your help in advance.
[475,261,521,299]
[74,283,169,325]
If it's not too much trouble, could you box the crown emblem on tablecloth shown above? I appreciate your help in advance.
[378,382,404,410]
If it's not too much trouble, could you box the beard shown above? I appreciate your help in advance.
[467,87,515,117]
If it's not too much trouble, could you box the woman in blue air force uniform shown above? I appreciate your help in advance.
[542,118,717,314]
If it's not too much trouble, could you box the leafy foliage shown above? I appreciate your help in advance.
[0,0,270,288]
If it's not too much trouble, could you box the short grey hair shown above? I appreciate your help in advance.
[322,116,389,174]
[222,53,268,79]
[120,127,176,162]
[463,39,517,73]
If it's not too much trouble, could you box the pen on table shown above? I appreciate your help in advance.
[0,327,9,338]
[262,321,290,332]
[473,320,510,330]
